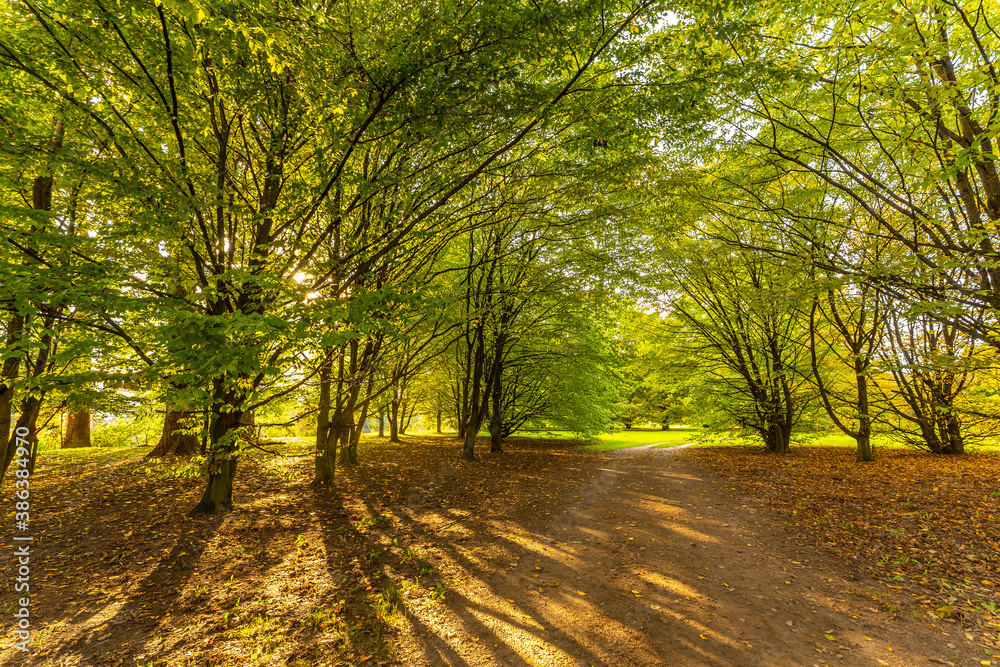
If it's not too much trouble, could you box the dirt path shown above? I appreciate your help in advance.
[398,446,981,666]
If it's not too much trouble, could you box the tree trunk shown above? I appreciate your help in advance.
[389,397,400,442]
[941,414,964,455]
[0,314,23,453]
[462,329,486,461]
[190,458,237,515]
[398,401,409,435]
[1,398,43,486]
[346,374,375,465]
[189,381,242,514]
[149,407,199,457]
[0,322,53,486]
[661,421,670,431]
[488,366,503,453]
[312,356,335,486]
[436,409,442,433]
[62,410,91,448]
[378,410,385,437]
[855,371,874,462]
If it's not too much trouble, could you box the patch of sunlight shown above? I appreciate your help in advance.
[462,605,572,664]
[640,571,702,599]
[660,521,718,544]
[656,605,742,649]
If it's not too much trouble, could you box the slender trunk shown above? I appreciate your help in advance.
[401,401,417,434]
[1,397,44,486]
[399,401,410,435]
[389,396,400,442]
[0,314,23,452]
[855,368,874,462]
[1,323,54,486]
[349,383,374,464]
[489,365,502,453]
[62,410,91,448]
[378,410,385,437]
[436,408,442,433]
[462,327,487,461]
[312,356,335,486]
[661,421,670,431]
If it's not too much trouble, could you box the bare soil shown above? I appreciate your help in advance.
[0,438,993,666]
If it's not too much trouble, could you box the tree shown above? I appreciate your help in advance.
[664,234,814,453]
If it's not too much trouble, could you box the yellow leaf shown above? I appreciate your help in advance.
[577,591,586,596]
[699,633,708,640]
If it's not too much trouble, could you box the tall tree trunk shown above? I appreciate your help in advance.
[378,410,385,437]
[436,408,442,434]
[389,396,400,442]
[0,314,23,452]
[400,401,416,435]
[1,397,44,486]
[149,406,199,457]
[398,400,408,435]
[189,380,242,514]
[462,326,487,461]
[855,369,874,462]
[1,322,54,486]
[312,356,335,486]
[347,374,375,466]
[488,366,503,453]
[62,410,91,449]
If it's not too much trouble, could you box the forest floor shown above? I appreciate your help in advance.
[1,436,998,666]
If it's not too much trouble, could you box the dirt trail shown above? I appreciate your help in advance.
[399,446,980,666]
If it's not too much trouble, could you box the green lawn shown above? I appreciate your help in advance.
[586,428,702,452]
[505,427,703,452]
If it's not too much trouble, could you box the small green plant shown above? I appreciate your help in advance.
[355,514,389,530]
[308,606,339,630]
[399,548,417,565]
[369,584,402,627]
[295,534,308,549]
[429,582,447,600]
[977,601,999,616]
[419,566,434,576]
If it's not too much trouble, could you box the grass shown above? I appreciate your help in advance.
[498,427,704,452]
[584,428,702,452]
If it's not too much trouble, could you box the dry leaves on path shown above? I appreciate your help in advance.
[687,445,1000,654]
